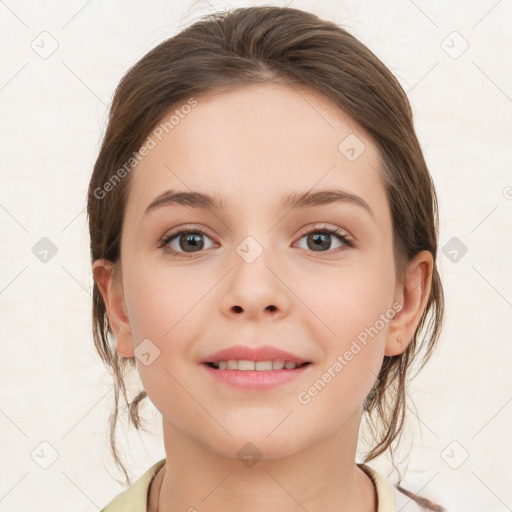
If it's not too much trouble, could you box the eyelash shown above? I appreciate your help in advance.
[157,224,355,257]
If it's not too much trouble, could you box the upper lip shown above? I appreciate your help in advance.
[200,344,310,364]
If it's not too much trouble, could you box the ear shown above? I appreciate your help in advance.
[92,259,135,358]
[385,250,434,357]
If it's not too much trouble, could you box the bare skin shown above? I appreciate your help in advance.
[94,83,432,512]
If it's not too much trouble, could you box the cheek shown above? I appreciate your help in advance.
[122,264,212,388]
[123,264,202,342]
[297,258,395,342]
[292,255,395,392]
[122,267,206,426]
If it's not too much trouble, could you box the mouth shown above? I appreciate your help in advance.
[204,360,312,371]
[199,345,313,390]
[201,360,312,390]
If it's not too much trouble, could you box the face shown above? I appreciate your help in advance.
[99,83,408,460]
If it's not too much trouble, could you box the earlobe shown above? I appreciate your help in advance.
[92,259,135,358]
[384,336,404,357]
[385,250,434,357]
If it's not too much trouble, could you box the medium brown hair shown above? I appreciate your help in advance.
[87,6,444,509]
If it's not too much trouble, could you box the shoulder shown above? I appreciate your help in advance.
[101,458,166,512]
[358,463,435,512]
[394,487,427,512]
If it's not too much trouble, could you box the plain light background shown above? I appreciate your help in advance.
[1,0,511,510]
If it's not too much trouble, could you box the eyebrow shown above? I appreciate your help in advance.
[144,188,373,218]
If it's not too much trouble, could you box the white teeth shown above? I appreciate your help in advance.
[211,359,303,370]
[238,360,255,370]
[255,361,272,371]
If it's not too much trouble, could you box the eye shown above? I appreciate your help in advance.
[157,223,354,257]
[158,226,216,256]
[295,225,354,253]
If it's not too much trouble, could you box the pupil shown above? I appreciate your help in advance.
[308,233,330,251]
[181,233,204,252]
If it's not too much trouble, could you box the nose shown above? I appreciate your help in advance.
[220,246,290,321]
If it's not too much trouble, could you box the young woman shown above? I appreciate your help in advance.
[88,6,445,511]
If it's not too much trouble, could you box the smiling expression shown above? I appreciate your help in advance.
[97,82,408,458]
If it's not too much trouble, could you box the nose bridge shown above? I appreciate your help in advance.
[220,231,289,318]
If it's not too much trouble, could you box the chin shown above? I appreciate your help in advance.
[196,421,311,463]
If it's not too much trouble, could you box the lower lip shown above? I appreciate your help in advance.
[201,364,312,390]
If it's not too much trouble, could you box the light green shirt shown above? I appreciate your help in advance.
[100,458,423,511]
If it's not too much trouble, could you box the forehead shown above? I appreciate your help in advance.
[125,83,387,221]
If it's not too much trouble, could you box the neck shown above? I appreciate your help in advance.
[152,412,377,512]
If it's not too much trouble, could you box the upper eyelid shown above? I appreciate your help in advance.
[297,224,351,237]
[162,225,215,242]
